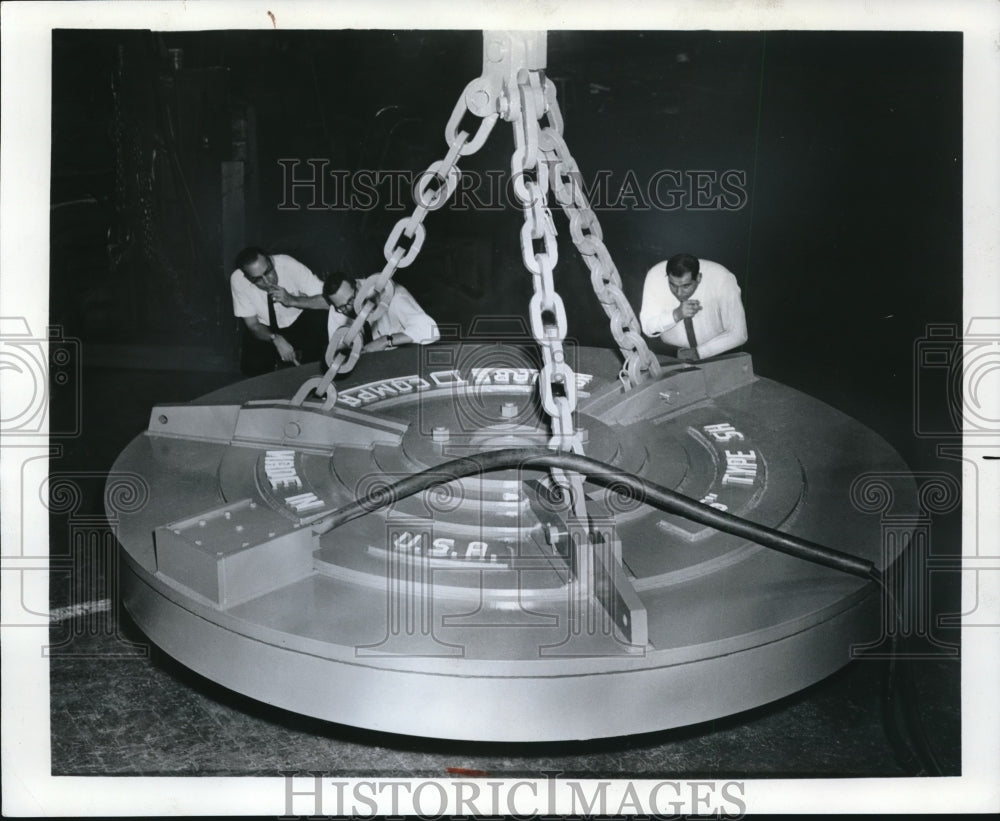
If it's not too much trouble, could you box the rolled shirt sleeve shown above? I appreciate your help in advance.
[230,254,323,328]
[231,272,259,319]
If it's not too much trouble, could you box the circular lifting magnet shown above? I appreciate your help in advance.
[110,344,916,741]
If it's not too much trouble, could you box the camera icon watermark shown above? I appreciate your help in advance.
[0,317,81,437]
[44,471,150,658]
[914,318,1000,438]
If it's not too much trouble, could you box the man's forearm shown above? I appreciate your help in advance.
[282,294,328,310]
[251,325,276,342]
[365,331,413,352]
[695,326,748,359]
[245,318,280,343]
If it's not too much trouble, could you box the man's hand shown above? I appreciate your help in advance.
[673,300,702,322]
[677,347,700,362]
[272,334,300,365]
[266,284,294,306]
[266,285,327,310]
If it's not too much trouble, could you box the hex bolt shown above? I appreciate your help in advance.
[501,402,519,418]
[432,426,450,443]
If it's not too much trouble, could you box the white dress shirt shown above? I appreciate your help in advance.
[639,258,748,359]
[327,275,440,344]
[230,254,322,329]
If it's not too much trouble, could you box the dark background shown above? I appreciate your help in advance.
[46,28,964,776]
[50,28,963,469]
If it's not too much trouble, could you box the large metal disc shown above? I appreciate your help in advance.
[110,344,915,741]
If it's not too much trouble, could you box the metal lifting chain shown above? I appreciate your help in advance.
[509,68,589,518]
[293,31,658,419]
[292,81,499,409]
[538,78,662,389]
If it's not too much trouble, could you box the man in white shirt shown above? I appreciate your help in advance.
[323,272,440,360]
[230,246,329,375]
[639,253,748,361]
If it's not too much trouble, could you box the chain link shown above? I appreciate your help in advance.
[290,37,651,619]
[296,59,656,439]
[539,78,661,389]
[294,82,498,409]
[508,70,589,518]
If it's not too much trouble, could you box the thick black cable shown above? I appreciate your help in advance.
[313,445,942,775]
[313,447,875,580]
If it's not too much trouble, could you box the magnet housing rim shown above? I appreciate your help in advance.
[109,345,912,741]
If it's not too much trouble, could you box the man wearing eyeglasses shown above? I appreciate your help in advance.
[322,272,439,359]
[231,246,329,375]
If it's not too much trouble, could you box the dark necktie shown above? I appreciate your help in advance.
[267,294,278,332]
[683,311,698,350]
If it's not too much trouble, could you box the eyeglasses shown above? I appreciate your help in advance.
[325,285,357,315]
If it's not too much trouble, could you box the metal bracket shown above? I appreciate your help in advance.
[569,516,648,650]
[469,30,548,122]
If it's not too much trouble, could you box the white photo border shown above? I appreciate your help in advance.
[2,0,998,815]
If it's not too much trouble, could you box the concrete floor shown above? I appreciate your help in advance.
[46,364,962,778]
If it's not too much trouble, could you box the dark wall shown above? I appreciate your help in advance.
[50,29,963,467]
[745,32,962,441]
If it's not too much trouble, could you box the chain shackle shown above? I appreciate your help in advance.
[446,78,499,155]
